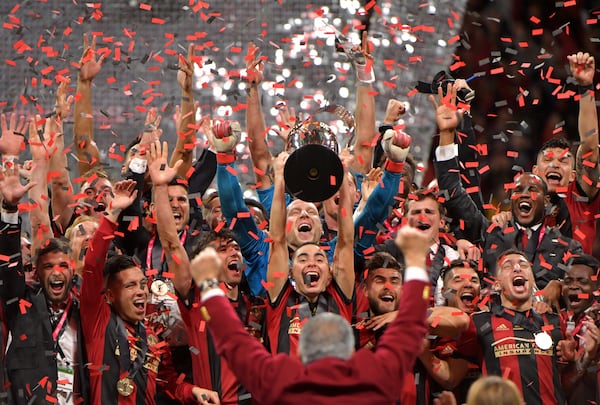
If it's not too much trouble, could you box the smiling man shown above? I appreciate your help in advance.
[263,151,355,356]
[0,163,89,405]
[80,179,217,404]
[431,84,582,288]
[531,52,600,255]
[453,250,568,405]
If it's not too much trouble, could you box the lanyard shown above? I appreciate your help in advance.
[52,297,73,342]
[146,230,187,271]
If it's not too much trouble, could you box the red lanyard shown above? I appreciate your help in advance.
[146,230,187,270]
[52,297,73,342]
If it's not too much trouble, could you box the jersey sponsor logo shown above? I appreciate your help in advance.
[491,337,553,358]
[494,324,510,331]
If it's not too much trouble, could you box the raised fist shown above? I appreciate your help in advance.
[382,128,411,162]
[211,120,242,153]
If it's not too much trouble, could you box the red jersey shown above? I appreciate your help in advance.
[266,280,353,356]
[565,181,600,254]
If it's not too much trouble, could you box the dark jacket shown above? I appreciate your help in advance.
[0,219,88,405]
[434,156,582,288]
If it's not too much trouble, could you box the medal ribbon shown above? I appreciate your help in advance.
[115,316,148,383]
[146,229,187,271]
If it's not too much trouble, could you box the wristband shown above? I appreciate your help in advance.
[216,152,235,164]
[384,159,405,173]
[1,200,18,212]
[578,84,595,94]
[197,278,221,293]
[355,62,375,84]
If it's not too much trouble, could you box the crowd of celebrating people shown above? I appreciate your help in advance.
[0,29,599,405]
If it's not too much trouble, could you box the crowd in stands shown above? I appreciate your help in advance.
[0,31,599,405]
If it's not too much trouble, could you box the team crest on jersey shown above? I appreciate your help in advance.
[288,315,301,335]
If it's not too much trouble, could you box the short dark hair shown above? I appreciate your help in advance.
[291,241,322,262]
[191,228,238,258]
[34,238,71,268]
[405,187,447,218]
[365,252,403,276]
[538,137,571,155]
[537,137,574,168]
[513,172,548,195]
[497,248,527,265]
[440,259,479,284]
[566,254,600,273]
[104,255,140,286]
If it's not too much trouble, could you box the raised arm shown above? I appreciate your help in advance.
[354,128,411,258]
[350,31,377,174]
[48,79,76,234]
[430,85,487,243]
[80,180,137,330]
[333,153,356,299]
[266,152,290,302]
[568,52,599,199]
[211,119,269,296]
[244,42,273,190]
[0,162,36,311]
[28,116,55,252]
[74,34,104,176]
[171,44,198,177]
[148,140,191,297]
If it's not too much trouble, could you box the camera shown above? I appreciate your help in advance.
[415,71,474,103]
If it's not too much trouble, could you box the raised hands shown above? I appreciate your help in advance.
[244,42,264,86]
[177,43,196,93]
[28,115,53,163]
[383,99,406,125]
[0,113,26,157]
[345,31,374,84]
[79,34,105,82]
[206,119,242,154]
[568,52,595,86]
[381,128,411,163]
[0,162,36,206]
[140,107,163,147]
[272,102,300,144]
[108,179,138,213]
[148,141,182,187]
[429,84,461,138]
[54,78,74,121]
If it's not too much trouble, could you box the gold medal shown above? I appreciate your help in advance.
[151,280,169,297]
[116,377,135,396]
[534,332,553,350]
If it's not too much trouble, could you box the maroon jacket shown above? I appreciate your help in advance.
[201,278,429,405]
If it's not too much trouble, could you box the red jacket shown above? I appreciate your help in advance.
[201,278,429,405]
